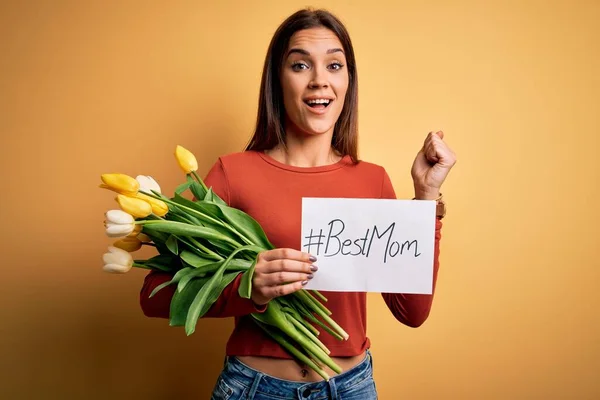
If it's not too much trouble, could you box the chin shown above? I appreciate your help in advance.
[301,124,335,136]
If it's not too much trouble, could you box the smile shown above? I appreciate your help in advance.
[303,98,333,114]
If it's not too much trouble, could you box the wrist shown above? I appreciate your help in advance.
[413,186,440,200]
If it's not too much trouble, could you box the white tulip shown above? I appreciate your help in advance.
[136,175,161,194]
[102,246,133,273]
[104,209,135,237]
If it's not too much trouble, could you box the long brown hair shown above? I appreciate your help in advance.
[245,8,359,163]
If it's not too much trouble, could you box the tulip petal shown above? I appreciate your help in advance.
[136,175,161,194]
[105,210,134,225]
[116,195,152,218]
[103,263,132,273]
[106,223,134,237]
[101,173,139,195]
[175,145,198,174]
[113,237,142,252]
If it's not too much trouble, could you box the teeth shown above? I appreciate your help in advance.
[306,99,330,104]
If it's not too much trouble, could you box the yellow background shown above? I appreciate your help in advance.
[1,0,598,398]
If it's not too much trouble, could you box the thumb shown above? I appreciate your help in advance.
[434,130,444,140]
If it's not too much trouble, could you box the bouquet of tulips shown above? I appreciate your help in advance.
[100,145,349,380]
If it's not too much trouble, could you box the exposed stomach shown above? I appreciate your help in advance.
[236,352,366,382]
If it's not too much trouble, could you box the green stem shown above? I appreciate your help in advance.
[191,171,208,191]
[188,238,223,260]
[287,314,330,355]
[132,262,151,270]
[295,291,349,340]
[139,220,242,248]
[290,297,344,341]
[310,290,328,303]
[140,190,254,246]
[252,319,330,381]
[298,290,331,316]
[141,190,225,228]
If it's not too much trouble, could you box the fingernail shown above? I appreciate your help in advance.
[302,280,308,285]
[307,274,314,279]
[310,265,318,271]
[309,255,317,262]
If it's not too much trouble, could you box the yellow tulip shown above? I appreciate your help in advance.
[100,173,139,195]
[136,192,168,217]
[137,233,153,243]
[175,145,198,174]
[116,194,152,218]
[113,237,142,252]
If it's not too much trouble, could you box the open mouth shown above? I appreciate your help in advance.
[304,99,332,110]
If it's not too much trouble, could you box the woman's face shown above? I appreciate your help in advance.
[280,27,349,139]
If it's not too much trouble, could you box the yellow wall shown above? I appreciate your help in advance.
[1,0,598,398]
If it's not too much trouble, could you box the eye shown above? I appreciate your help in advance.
[291,62,309,71]
[329,62,344,71]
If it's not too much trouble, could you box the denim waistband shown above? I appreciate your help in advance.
[222,349,373,399]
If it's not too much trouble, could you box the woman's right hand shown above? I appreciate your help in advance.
[251,248,318,306]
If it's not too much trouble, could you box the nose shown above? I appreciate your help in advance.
[308,66,329,89]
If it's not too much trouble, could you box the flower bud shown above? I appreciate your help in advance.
[113,237,142,252]
[136,193,168,217]
[175,145,198,174]
[104,210,135,237]
[102,246,133,273]
[116,194,152,218]
[100,173,139,195]
[136,175,161,194]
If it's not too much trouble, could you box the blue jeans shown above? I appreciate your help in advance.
[210,349,378,400]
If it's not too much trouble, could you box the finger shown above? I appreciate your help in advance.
[425,142,439,163]
[261,271,313,286]
[260,248,316,263]
[435,130,444,140]
[262,259,316,274]
[264,281,306,299]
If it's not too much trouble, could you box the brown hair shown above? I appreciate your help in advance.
[245,8,359,163]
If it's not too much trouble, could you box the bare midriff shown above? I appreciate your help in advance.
[236,351,366,382]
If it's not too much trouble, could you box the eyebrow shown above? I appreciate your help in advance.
[286,48,344,57]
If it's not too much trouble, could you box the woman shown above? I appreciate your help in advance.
[140,8,456,400]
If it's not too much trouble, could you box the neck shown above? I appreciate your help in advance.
[267,122,341,168]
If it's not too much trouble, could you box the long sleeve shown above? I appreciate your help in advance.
[379,168,443,328]
[139,157,266,319]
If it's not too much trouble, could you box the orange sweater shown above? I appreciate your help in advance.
[140,150,442,358]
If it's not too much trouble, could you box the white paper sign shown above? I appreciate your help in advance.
[300,198,436,294]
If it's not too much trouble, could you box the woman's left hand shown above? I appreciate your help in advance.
[411,130,457,199]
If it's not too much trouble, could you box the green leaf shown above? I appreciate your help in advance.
[144,254,177,272]
[211,190,228,206]
[142,221,239,246]
[238,257,258,299]
[148,267,194,297]
[185,245,262,335]
[169,276,210,327]
[203,188,215,202]
[189,177,207,201]
[166,235,179,255]
[179,250,215,268]
[216,204,273,249]
[177,258,250,292]
[165,210,202,226]
[175,180,193,195]
[178,263,218,292]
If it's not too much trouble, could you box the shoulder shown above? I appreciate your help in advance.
[215,150,262,169]
[351,158,396,199]
[350,158,390,178]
